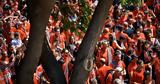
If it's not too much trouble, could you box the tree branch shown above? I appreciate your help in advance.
[70,0,113,84]
[40,38,67,84]
[17,0,54,83]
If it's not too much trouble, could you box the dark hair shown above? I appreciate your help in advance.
[14,32,19,37]
[15,23,19,29]
[116,25,124,31]
[136,59,143,65]
[105,24,111,28]
[144,40,150,45]
[114,50,121,56]
[128,15,133,19]
[119,35,126,40]
[109,34,114,46]
[142,41,150,50]
[133,21,141,30]
[144,29,151,36]
[131,54,138,59]
[3,4,11,11]
[54,27,60,32]
[127,49,133,55]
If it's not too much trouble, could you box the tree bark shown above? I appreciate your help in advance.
[40,38,67,84]
[70,0,112,84]
[16,0,54,83]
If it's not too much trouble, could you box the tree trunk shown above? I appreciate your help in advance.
[40,38,67,84]
[70,0,112,84]
[16,0,54,83]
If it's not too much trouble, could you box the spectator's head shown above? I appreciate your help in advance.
[105,24,111,29]
[101,40,110,48]
[69,36,75,44]
[114,50,122,61]
[128,12,133,19]
[144,29,152,38]
[15,23,21,29]
[144,41,150,50]
[127,49,134,56]
[103,28,109,33]
[119,35,126,42]
[116,25,124,32]
[136,14,143,21]
[54,27,60,36]
[9,44,14,53]
[142,3,148,10]
[114,66,124,78]
[123,22,128,29]
[14,32,20,39]
[17,21,23,28]
[21,17,27,25]
[136,59,144,69]
[99,58,106,66]
[157,23,160,31]
[62,49,69,56]
[3,4,11,11]
[131,54,138,61]
[135,28,141,36]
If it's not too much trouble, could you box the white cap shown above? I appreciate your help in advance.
[100,58,106,63]
[115,67,123,72]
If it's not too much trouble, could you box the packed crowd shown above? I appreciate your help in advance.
[0,0,160,84]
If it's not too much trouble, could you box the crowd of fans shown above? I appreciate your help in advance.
[0,0,160,84]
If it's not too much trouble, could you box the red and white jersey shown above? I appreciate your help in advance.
[33,65,43,84]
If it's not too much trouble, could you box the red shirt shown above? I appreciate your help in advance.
[96,66,112,84]
[130,68,145,84]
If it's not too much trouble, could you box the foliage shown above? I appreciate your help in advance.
[52,0,93,34]
[120,0,143,6]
